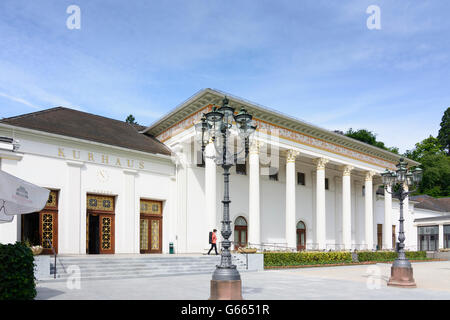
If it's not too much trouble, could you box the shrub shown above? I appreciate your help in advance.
[264,251,352,267]
[0,242,36,300]
[357,251,427,262]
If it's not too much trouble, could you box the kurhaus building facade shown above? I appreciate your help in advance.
[0,89,448,254]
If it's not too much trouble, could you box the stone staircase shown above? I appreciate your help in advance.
[44,254,248,282]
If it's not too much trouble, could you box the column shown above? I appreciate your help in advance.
[314,158,329,250]
[403,183,411,250]
[439,224,444,250]
[205,141,217,233]
[364,171,375,250]
[341,165,353,250]
[285,149,299,249]
[65,160,83,254]
[248,141,261,246]
[383,185,393,249]
[122,169,137,254]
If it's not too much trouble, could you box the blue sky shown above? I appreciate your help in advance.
[0,0,449,153]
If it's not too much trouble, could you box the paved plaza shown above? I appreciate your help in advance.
[36,261,450,300]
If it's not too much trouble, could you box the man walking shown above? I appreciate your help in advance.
[208,229,218,255]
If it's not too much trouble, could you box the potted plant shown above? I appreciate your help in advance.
[23,239,43,255]
[30,245,43,256]
[238,246,257,254]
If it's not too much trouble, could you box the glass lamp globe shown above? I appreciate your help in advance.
[413,167,423,184]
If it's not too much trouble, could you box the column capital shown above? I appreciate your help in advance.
[286,149,300,163]
[341,165,354,176]
[250,140,263,155]
[313,158,329,170]
[365,171,376,181]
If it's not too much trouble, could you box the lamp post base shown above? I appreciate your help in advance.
[387,265,416,288]
[209,280,243,300]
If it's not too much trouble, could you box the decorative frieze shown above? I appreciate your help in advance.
[156,104,396,170]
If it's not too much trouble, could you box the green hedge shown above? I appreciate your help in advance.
[0,242,36,300]
[357,251,427,262]
[264,251,353,267]
[264,251,428,267]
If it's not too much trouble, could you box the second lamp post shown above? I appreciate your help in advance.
[381,158,422,288]
[195,97,256,300]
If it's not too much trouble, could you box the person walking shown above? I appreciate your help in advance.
[208,229,218,255]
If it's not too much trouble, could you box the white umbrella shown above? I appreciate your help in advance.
[0,170,50,223]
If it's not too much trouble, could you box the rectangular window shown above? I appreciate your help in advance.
[297,172,305,185]
[236,161,247,175]
[444,225,450,249]
[362,186,365,196]
[417,225,439,251]
[325,178,329,190]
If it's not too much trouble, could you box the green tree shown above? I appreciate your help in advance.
[344,128,399,154]
[403,136,444,161]
[404,136,450,197]
[125,114,137,124]
[437,107,450,155]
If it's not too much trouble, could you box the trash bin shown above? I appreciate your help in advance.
[169,242,174,254]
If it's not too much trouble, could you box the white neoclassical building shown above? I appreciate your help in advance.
[0,88,448,254]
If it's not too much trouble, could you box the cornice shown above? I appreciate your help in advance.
[144,88,419,168]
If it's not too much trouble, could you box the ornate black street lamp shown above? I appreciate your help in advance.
[195,97,256,300]
[381,158,422,288]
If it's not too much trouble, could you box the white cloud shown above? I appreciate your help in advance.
[0,91,38,109]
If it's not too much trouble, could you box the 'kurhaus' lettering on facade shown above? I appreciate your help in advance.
[57,147,144,169]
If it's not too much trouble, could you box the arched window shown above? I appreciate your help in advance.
[234,216,247,248]
[296,221,306,251]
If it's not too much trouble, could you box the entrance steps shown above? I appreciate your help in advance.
[44,254,248,282]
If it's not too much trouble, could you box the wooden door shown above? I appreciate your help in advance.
[140,216,162,254]
[86,195,115,254]
[297,229,306,251]
[140,200,163,254]
[99,214,115,254]
[39,210,58,254]
[234,226,247,248]
[392,225,396,249]
[377,224,382,250]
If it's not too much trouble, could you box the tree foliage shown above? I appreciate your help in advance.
[437,107,450,155]
[344,128,399,154]
[125,114,137,124]
[404,135,450,197]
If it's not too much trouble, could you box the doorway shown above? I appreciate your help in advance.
[87,214,100,254]
[296,221,306,251]
[140,199,163,254]
[377,224,383,250]
[234,216,247,249]
[20,190,58,254]
[21,212,40,246]
[86,195,115,254]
